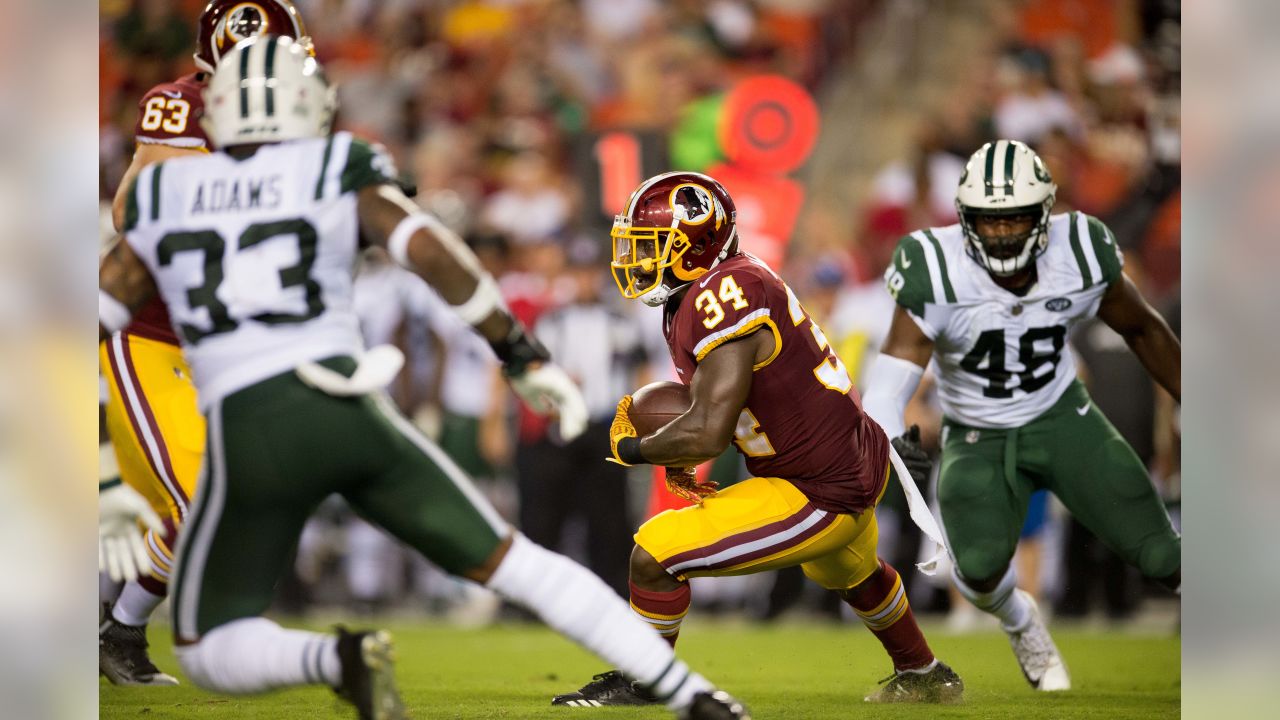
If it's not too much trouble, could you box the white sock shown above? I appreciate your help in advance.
[100,572,124,606]
[486,533,713,710]
[952,566,1032,633]
[175,617,341,693]
[112,582,165,627]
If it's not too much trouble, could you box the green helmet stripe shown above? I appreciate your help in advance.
[263,36,278,117]
[238,41,252,119]
[1003,141,1016,194]
[983,141,996,197]
[1067,211,1093,289]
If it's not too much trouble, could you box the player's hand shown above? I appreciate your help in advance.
[890,425,932,488]
[607,395,638,465]
[509,363,589,441]
[665,466,718,505]
[99,480,164,583]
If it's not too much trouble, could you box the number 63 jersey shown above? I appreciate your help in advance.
[885,212,1124,429]
[664,253,890,515]
[121,131,397,408]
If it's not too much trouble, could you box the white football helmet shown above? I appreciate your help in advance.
[201,35,335,149]
[955,139,1057,276]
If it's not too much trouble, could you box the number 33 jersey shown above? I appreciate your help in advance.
[663,253,890,515]
[885,212,1124,429]
[121,132,397,408]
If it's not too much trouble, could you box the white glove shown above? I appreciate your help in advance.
[509,363,589,441]
[99,481,165,583]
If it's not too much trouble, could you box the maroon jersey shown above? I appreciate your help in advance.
[663,253,889,514]
[126,73,209,344]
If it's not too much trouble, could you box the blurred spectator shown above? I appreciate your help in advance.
[482,151,571,246]
[516,240,654,596]
[994,48,1083,144]
[114,0,191,65]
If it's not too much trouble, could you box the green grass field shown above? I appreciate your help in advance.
[101,619,1179,719]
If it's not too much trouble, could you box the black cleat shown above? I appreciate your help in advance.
[681,690,752,719]
[864,660,964,704]
[99,610,179,686]
[335,628,406,720]
[551,670,659,707]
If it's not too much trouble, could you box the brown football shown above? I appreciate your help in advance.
[629,381,692,436]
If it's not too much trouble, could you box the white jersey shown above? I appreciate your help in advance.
[885,212,1123,428]
[122,132,398,407]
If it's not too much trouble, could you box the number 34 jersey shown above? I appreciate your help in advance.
[885,211,1124,429]
[664,253,890,515]
[121,132,397,408]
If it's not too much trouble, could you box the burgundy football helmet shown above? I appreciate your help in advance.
[194,0,311,73]
[611,171,738,306]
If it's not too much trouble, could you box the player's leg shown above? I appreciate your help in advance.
[937,422,1068,690]
[797,479,961,703]
[99,334,202,686]
[170,374,409,719]
[1040,385,1181,590]
[348,393,746,718]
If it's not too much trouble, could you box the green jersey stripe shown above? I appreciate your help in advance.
[149,163,163,221]
[922,229,956,302]
[313,135,335,200]
[1084,214,1123,284]
[1067,211,1093,289]
[124,177,140,231]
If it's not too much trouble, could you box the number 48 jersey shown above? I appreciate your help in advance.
[664,253,890,515]
[885,212,1124,429]
[122,131,397,408]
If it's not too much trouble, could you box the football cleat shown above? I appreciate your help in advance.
[335,628,406,720]
[551,670,658,707]
[99,610,180,686]
[681,690,752,719]
[864,660,964,704]
[1007,589,1071,691]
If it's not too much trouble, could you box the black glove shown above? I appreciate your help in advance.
[890,425,932,489]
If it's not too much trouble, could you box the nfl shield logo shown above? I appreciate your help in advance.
[965,430,980,444]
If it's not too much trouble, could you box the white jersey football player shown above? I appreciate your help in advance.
[98,36,748,720]
[862,140,1181,692]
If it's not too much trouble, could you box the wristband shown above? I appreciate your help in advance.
[492,323,551,377]
[386,214,434,269]
[616,436,647,465]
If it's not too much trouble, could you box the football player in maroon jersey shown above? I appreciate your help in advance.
[552,172,964,706]
[99,0,311,686]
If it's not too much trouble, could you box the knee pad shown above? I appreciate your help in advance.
[953,541,1012,587]
[1137,533,1180,580]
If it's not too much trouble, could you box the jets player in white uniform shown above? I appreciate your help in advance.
[98,36,748,720]
[862,140,1181,692]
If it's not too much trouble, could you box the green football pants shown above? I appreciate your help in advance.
[170,358,507,641]
[937,380,1180,584]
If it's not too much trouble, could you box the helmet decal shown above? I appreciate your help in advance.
[221,3,269,45]
[1033,155,1053,184]
[669,184,715,226]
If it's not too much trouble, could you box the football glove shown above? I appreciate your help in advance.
[665,466,718,505]
[890,424,932,489]
[607,395,638,465]
[509,363,589,441]
[99,480,165,583]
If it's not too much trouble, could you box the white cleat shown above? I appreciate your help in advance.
[1006,590,1070,691]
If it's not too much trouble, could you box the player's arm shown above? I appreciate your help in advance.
[98,235,158,343]
[631,332,766,467]
[111,145,203,231]
[355,183,588,438]
[1097,273,1181,402]
[861,306,935,438]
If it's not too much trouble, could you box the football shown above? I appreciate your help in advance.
[629,381,691,436]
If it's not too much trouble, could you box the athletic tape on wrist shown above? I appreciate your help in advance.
[452,274,504,326]
[99,290,132,334]
[386,214,435,269]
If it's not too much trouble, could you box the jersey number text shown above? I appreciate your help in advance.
[959,326,1067,398]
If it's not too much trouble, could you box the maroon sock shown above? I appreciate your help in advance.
[629,580,691,648]
[844,560,934,671]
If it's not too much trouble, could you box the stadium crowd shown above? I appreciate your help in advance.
[99,0,1180,625]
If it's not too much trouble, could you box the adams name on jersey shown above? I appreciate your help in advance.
[886,211,1123,428]
[121,131,396,408]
